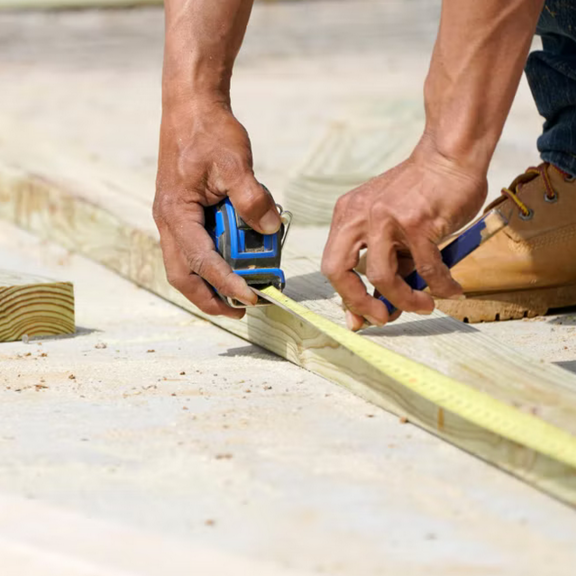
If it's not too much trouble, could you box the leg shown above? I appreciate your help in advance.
[526,0,576,176]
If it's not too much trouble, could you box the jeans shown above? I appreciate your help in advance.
[526,0,576,176]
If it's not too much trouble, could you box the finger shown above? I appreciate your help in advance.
[373,290,403,323]
[322,227,390,327]
[409,237,463,299]
[159,227,246,319]
[345,309,366,332]
[227,173,281,235]
[168,202,258,307]
[366,225,434,314]
[179,272,247,319]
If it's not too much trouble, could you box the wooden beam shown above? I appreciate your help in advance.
[0,270,74,342]
[0,0,162,9]
[2,156,576,505]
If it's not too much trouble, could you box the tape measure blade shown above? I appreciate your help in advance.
[257,287,576,471]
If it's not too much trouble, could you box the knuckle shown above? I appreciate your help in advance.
[367,273,390,290]
[234,186,270,218]
[398,214,424,233]
[153,192,177,225]
[190,254,208,278]
[215,270,240,297]
[371,202,391,222]
[342,295,364,311]
[334,194,349,213]
[166,271,187,291]
[416,262,439,279]
[366,266,393,289]
[333,192,355,219]
[342,293,373,316]
[321,258,339,280]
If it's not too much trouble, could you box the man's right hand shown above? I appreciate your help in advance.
[154,100,281,318]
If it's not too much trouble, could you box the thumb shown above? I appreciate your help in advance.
[227,173,281,235]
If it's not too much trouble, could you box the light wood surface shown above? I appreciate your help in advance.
[2,138,576,503]
[0,492,316,576]
[285,106,424,225]
[0,7,574,503]
[0,0,161,8]
[0,269,74,342]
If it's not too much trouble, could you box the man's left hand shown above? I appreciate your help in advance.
[321,144,488,330]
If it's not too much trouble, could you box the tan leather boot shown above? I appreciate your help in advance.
[436,162,576,322]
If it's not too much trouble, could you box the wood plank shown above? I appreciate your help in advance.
[0,269,74,342]
[2,148,576,505]
[0,0,162,9]
[0,493,316,576]
[285,105,424,225]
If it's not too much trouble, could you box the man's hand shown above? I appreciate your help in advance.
[322,143,487,331]
[156,0,273,317]
[154,101,280,318]
[323,0,544,330]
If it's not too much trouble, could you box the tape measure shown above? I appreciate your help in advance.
[205,193,292,308]
[258,286,576,470]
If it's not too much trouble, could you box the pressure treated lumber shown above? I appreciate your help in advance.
[2,149,576,505]
[0,0,161,9]
[284,103,424,225]
[0,270,74,342]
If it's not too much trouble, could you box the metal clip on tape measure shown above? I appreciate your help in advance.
[205,192,292,308]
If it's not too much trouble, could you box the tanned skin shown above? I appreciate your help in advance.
[155,0,280,320]
[155,0,545,329]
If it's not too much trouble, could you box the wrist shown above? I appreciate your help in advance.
[162,41,232,109]
[417,125,496,177]
[422,93,500,175]
[161,71,231,118]
[162,72,231,111]
[411,131,489,187]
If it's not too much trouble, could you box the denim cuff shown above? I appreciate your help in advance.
[540,151,576,179]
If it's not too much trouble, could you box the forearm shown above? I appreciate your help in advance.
[421,0,544,173]
[162,0,254,106]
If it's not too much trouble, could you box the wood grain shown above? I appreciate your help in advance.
[284,104,424,225]
[0,0,161,8]
[0,270,74,342]
[2,158,576,504]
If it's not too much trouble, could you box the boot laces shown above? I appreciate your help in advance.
[500,162,568,218]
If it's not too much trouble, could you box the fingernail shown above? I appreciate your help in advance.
[416,309,433,315]
[260,210,281,234]
[236,293,257,307]
[366,315,385,328]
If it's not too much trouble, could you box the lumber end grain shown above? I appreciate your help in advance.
[0,270,75,342]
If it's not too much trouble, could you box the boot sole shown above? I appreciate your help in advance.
[435,284,576,323]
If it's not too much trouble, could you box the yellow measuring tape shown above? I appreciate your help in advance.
[261,286,576,470]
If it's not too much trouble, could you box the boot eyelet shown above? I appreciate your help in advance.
[564,174,576,182]
[544,192,558,203]
[519,208,534,221]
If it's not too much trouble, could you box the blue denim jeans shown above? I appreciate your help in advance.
[526,0,576,176]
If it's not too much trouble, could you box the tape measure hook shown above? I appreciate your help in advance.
[277,204,293,249]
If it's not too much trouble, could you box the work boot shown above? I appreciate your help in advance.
[436,162,576,323]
